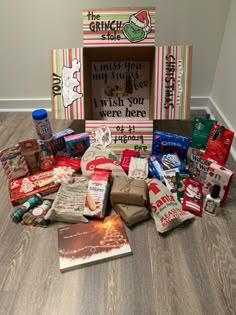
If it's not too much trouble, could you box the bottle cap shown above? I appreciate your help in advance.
[211,184,221,199]
[32,109,48,120]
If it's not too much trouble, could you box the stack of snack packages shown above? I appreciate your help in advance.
[0,110,234,234]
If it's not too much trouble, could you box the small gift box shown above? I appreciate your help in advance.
[114,203,150,227]
[110,177,147,207]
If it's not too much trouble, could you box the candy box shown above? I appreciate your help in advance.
[83,169,112,218]
[203,163,234,204]
[187,147,204,176]
[50,128,75,156]
[64,132,90,158]
[8,170,60,206]
[195,156,212,185]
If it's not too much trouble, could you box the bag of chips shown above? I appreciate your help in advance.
[146,178,194,233]
[190,114,217,150]
[0,144,29,181]
[202,124,234,165]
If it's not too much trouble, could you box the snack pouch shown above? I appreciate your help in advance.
[190,114,217,150]
[128,157,148,179]
[182,178,203,217]
[202,124,234,165]
[0,144,29,181]
[120,149,140,172]
[152,130,190,162]
[146,178,194,233]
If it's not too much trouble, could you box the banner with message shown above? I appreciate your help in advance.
[92,61,150,120]
[154,45,192,120]
[83,7,156,46]
[51,48,84,120]
[85,120,153,155]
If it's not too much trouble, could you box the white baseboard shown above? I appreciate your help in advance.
[0,98,51,112]
[0,96,235,161]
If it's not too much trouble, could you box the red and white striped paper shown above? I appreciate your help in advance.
[86,120,153,155]
[154,45,192,120]
[51,48,84,120]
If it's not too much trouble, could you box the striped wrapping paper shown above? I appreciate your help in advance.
[85,120,153,155]
[51,48,84,120]
[83,7,156,46]
[154,45,192,120]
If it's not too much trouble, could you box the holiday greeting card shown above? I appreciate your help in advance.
[92,61,150,120]
[58,214,132,272]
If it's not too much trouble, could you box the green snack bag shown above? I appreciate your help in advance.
[176,172,190,204]
[190,114,217,150]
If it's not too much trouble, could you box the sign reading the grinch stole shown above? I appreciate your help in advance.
[92,61,150,120]
[83,7,156,46]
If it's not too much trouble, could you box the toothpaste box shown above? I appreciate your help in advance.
[203,163,234,204]
[83,169,111,218]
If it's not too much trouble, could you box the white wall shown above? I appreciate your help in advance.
[0,0,230,106]
[211,0,236,133]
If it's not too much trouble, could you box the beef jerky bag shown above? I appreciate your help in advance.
[146,178,194,233]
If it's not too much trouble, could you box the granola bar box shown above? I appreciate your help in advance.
[8,170,60,205]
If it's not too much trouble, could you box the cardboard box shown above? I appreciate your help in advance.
[8,170,60,206]
[203,163,234,204]
[83,169,111,218]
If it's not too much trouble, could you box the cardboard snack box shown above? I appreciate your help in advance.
[8,170,60,205]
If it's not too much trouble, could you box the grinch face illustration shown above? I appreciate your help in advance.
[123,10,152,43]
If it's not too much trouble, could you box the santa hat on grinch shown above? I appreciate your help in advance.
[130,10,152,33]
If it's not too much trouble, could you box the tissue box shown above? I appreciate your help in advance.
[203,163,234,204]
[110,177,147,207]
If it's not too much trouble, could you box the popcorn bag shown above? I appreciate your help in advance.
[146,178,194,233]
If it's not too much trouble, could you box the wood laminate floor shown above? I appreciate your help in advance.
[0,111,236,315]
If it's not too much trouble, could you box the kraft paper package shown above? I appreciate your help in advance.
[146,178,194,233]
[110,177,148,207]
[113,203,150,227]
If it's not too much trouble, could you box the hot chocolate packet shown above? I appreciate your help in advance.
[128,157,148,179]
[0,144,29,181]
[182,178,203,217]
[202,124,234,165]
[146,178,194,233]
[190,114,217,150]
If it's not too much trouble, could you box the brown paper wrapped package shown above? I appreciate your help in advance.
[114,203,150,227]
[110,177,148,207]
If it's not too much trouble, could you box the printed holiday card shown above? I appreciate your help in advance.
[92,61,150,120]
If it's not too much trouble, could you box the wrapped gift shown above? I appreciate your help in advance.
[114,203,150,227]
[110,177,147,207]
[203,163,234,204]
